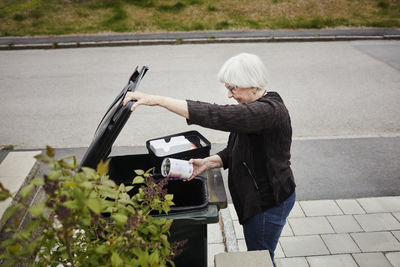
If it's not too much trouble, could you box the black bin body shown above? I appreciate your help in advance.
[108,154,222,267]
[80,67,227,267]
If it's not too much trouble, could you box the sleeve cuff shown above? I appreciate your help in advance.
[217,149,229,169]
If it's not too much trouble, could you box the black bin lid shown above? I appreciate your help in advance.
[80,66,149,169]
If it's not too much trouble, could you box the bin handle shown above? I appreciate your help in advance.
[94,66,149,135]
[128,66,149,93]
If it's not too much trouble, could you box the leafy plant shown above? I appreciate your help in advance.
[0,146,181,267]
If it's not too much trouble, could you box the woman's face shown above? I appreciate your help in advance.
[225,83,257,104]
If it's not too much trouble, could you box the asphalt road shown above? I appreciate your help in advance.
[0,40,399,201]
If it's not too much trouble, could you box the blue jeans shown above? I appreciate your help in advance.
[242,192,296,266]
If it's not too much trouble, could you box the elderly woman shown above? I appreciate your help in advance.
[123,53,296,265]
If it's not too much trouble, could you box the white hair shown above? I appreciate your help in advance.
[217,53,269,90]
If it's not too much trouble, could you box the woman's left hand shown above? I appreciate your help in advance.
[182,155,223,182]
[182,158,207,182]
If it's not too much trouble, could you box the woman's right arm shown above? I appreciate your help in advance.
[123,91,189,119]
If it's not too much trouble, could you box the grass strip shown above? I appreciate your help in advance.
[0,0,399,36]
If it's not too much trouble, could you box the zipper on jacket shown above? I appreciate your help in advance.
[242,161,259,191]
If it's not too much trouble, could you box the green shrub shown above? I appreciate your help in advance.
[207,5,217,11]
[124,0,155,8]
[12,13,25,21]
[157,1,186,12]
[215,20,230,29]
[377,0,390,9]
[191,22,205,30]
[0,146,181,267]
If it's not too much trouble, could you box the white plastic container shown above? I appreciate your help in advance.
[161,158,193,179]
[149,136,194,157]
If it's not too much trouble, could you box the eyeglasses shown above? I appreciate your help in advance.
[225,84,238,93]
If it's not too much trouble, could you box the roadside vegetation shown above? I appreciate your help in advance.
[0,0,399,36]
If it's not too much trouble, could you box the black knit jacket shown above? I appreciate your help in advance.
[186,92,296,224]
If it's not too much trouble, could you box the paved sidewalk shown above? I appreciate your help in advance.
[214,198,400,267]
[0,150,41,217]
[2,151,400,266]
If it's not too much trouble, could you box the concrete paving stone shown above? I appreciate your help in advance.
[276,257,309,267]
[208,222,224,244]
[327,215,363,233]
[306,254,358,267]
[354,213,400,232]
[208,243,225,267]
[233,220,244,239]
[0,151,40,220]
[321,233,361,254]
[351,232,400,252]
[393,212,400,222]
[336,199,366,214]
[352,252,393,267]
[275,242,285,259]
[392,231,400,242]
[214,250,274,267]
[299,200,343,217]
[281,222,294,237]
[280,235,329,257]
[288,202,305,218]
[386,252,400,267]
[357,196,400,213]
[0,151,40,193]
[0,151,39,177]
[288,217,334,235]
[237,239,247,252]
[228,203,238,221]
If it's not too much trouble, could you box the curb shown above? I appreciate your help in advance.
[1,36,399,50]
[220,207,239,253]
[1,28,399,50]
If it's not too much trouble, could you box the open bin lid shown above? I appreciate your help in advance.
[80,66,149,169]
[80,65,227,214]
